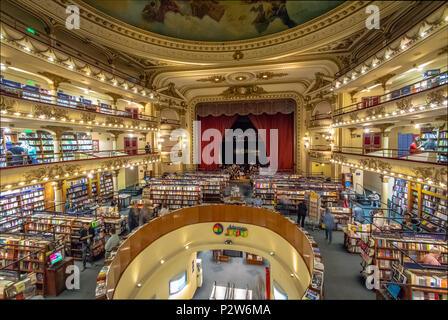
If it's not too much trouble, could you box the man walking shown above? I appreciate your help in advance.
[322,208,335,244]
[297,201,307,228]
[80,222,93,272]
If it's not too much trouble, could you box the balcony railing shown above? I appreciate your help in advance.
[333,146,447,165]
[309,114,332,127]
[0,83,158,122]
[333,72,447,116]
[0,149,159,169]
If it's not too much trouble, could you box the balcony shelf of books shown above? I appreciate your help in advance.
[300,228,325,300]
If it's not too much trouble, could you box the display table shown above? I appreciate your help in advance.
[118,194,131,208]
[45,257,74,297]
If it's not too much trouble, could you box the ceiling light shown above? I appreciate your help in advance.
[137,283,142,288]
[68,64,73,70]
[160,259,165,264]
[24,46,31,52]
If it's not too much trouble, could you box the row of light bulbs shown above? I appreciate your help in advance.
[333,17,447,90]
[4,33,158,100]
[332,101,447,127]
[1,109,160,131]
[2,158,161,191]
[330,159,446,188]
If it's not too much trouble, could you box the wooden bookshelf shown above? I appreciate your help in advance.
[0,185,46,232]
[0,234,64,296]
[144,179,202,210]
[360,232,447,283]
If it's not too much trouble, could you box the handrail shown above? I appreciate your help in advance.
[0,149,160,169]
[104,205,315,299]
[333,72,447,116]
[0,84,158,122]
[333,146,447,164]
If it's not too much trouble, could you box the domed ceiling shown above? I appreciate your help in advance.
[81,0,345,42]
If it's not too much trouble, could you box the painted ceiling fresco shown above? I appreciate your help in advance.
[81,0,345,42]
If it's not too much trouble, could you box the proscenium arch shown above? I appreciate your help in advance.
[187,92,306,173]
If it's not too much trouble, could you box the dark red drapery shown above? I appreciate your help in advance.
[249,113,294,171]
[199,115,238,171]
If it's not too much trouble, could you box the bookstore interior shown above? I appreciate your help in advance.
[0,0,447,303]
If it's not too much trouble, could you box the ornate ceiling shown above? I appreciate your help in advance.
[80,0,345,42]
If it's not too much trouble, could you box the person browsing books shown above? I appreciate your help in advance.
[105,227,120,259]
[159,203,170,216]
[80,222,93,272]
[422,248,442,266]
[352,205,364,224]
[253,196,263,207]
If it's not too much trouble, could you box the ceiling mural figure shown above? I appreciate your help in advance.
[81,0,345,42]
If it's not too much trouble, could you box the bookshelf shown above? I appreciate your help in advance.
[329,207,351,230]
[144,179,202,210]
[275,189,306,213]
[18,130,54,163]
[391,179,409,217]
[300,228,325,300]
[403,265,448,300]
[64,178,90,211]
[343,223,371,254]
[0,234,64,296]
[409,182,420,218]
[437,129,448,163]
[24,213,105,261]
[253,181,276,205]
[360,232,447,283]
[420,184,447,233]
[99,174,114,203]
[61,132,93,158]
[0,185,45,232]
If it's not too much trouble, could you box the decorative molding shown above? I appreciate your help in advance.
[106,116,125,126]
[426,88,446,106]
[106,130,125,138]
[374,73,396,91]
[196,75,226,84]
[255,72,288,81]
[232,50,244,61]
[413,167,447,185]
[23,164,81,183]
[358,158,392,172]
[37,72,71,88]
[395,97,413,111]
[81,112,96,122]
[0,96,18,111]
[101,158,131,170]
[41,126,73,137]
[220,85,267,97]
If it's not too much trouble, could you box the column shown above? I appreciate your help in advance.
[112,169,119,194]
[53,134,61,162]
[54,181,64,212]
[381,175,390,211]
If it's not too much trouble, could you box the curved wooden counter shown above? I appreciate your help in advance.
[105,205,315,299]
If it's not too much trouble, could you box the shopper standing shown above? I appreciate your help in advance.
[139,202,152,225]
[352,205,364,224]
[128,201,139,233]
[159,203,170,216]
[297,201,307,228]
[422,248,442,266]
[80,222,93,272]
[145,142,151,154]
[322,208,335,244]
[105,227,120,259]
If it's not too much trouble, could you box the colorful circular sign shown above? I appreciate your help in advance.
[213,223,224,235]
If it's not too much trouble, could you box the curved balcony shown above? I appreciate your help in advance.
[333,72,447,121]
[1,83,158,125]
[0,149,160,189]
[308,114,332,130]
[333,146,447,166]
[104,205,316,300]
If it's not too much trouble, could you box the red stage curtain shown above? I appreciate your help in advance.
[249,113,294,171]
[199,115,238,171]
